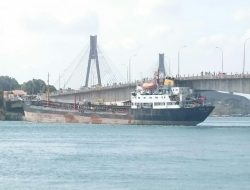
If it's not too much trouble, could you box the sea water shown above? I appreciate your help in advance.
[0,117,250,190]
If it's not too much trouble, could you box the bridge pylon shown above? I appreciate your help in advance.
[158,53,166,77]
[85,35,101,87]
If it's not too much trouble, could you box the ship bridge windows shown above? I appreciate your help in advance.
[154,102,165,106]
[167,102,175,105]
[133,103,153,108]
[142,103,153,108]
[158,89,166,94]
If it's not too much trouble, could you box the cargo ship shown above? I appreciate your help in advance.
[23,77,214,125]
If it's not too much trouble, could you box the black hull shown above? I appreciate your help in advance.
[131,106,215,125]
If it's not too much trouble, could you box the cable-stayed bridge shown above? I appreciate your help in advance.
[53,35,125,90]
[50,35,250,103]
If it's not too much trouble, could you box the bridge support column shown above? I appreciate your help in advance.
[159,53,166,77]
[85,35,102,87]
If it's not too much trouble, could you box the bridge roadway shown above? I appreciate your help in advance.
[50,74,250,103]
[50,83,136,103]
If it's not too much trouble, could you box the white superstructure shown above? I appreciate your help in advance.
[131,79,198,110]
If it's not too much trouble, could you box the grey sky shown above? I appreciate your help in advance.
[0,0,250,88]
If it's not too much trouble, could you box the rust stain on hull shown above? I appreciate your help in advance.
[64,113,79,123]
[90,114,102,124]
[128,115,132,124]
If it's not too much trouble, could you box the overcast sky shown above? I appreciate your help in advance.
[0,0,250,88]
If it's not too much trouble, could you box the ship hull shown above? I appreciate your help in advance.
[131,106,214,125]
[24,104,214,126]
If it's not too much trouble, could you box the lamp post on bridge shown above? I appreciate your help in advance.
[121,64,128,83]
[129,54,136,83]
[216,46,224,73]
[177,45,187,78]
[243,38,250,75]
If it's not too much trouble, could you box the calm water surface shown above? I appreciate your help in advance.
[0,117,250,190]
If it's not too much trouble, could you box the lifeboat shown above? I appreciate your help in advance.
[142,81,157,90]
[164,79,175,86]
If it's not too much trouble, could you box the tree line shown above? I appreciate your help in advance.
[0,76,56,95]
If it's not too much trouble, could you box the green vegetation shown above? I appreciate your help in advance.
[0,76,20,91]
[203,91,250,116]
[0,91,5,120]
[0,90,3,107]
[21,79,56,95]
[0,76,56,95]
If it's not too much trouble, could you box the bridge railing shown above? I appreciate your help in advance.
[179,73,250,80]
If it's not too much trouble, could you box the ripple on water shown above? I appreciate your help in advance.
[0,118,250,190]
